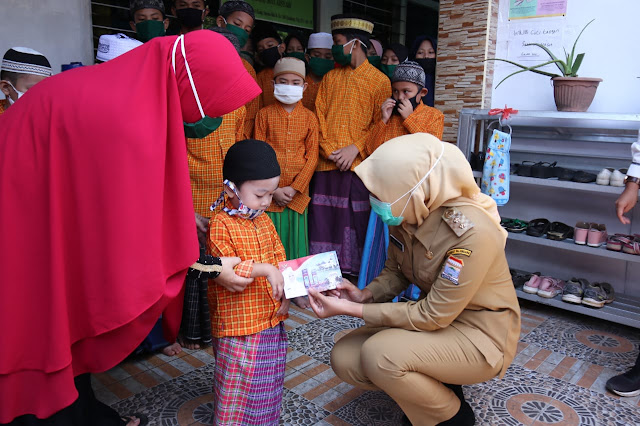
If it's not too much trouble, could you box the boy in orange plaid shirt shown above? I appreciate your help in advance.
[254,57,319,308]
[207,139,289,425]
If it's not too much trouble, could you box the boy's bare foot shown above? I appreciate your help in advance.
[121,413,148,425]
[177,336,201,350]
[292,296,311,309]
[161,342,182,357]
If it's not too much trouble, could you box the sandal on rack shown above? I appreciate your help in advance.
[531,161,559,179]
[515,161,537,177]
[606,234,627,252]
[587,224,608,248]
[547,222,574,241]
[526,218,551,237]
[620,236,640,255]
[502,218,528,233]
[574,222,596,245]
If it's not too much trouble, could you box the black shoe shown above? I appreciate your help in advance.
[606,368,640,397]
[437,399,475,425]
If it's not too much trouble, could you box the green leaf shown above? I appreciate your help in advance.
[524,42,566,74]
[489,59,562,88]
[571,53,585,76]
[569,19,595,72]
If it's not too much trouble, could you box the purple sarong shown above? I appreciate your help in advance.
[308,170,370,275]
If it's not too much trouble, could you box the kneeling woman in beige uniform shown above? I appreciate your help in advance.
[308,133,521,426]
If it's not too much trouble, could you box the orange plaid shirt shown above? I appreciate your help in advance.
[302,74,321,112]
[187,106,246,217]
[0,101,6,116]
[315,60,390,172]
[207,204,288,337]
[242,58,261,139]
[366,103,445,156]
[254,102,319,214]
[257,67,276,108]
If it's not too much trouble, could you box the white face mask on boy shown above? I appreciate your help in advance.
[4,81,25,105]
[273,84,303,105]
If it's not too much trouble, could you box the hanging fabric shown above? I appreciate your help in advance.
[481,128,511,206]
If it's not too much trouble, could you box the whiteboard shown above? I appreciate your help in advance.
[490,0,640,113]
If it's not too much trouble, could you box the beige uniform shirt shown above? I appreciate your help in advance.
[362,205,521,378]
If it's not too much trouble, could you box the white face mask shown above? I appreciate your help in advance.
[4,81,24,105]
[273,83,303,105]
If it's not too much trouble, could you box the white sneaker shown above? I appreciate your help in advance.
[596,168,613,185]
[610,169,626,187]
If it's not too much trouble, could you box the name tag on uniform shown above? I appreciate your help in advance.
[389,234,404,252]
[441,256,464,285]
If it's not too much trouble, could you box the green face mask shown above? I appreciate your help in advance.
[184,116,223,139]
[225,22,249,48]
[286,51,306,62]
[367,55,381,69]
[380,63,397,79]
[308,57,334,77]
[332,39,356,66]
[135,19,166,42]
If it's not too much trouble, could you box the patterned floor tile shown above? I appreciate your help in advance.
[287,316,365,364]
[465,364,640,425]
[332,391,404,426]
[280,389,331,425]
[520,316,640,371]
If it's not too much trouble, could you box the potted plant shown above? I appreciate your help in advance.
[489,19,601,112]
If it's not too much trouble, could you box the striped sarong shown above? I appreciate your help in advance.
[357,211,389,289]
[212,323,288,425]
[308,170,370,275]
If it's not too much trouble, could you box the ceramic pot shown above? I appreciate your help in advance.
[551,77,602,112]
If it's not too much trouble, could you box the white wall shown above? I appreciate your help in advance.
[491,0,640,113]
[0,0,93,95]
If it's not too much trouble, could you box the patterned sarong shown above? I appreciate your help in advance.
[308,170,370,275]
[212,323,288,425]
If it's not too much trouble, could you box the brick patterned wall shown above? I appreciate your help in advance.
[435,0,500,143]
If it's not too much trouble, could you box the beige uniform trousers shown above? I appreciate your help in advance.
[332,325,503,426]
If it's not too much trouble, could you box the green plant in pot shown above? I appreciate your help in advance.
[489,19,601,112]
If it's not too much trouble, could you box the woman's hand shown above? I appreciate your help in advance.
[308,289,364,319]
[331,278,373,303]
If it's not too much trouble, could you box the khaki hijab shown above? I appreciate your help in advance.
[355,133,507,243]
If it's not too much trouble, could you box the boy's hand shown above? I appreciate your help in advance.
[195,212,210,246]
[397,98,414,120]
[276,298,290,316]
[273,188,293,207]
[381,98,396,124]
[266,265,285,300]
[330,144,359,171]
[214,257,253,292]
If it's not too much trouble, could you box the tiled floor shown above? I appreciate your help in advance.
[93,301,640,425]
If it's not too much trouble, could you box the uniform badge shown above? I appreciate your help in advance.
[446,248,472,257]
[441,256,464,285]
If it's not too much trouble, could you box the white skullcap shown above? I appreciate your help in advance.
[307,32,333,50]
[1,47,52,77]
[96,33,143,62]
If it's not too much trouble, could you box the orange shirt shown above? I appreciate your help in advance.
[207,205,288,337]
[0,101,6,116]
[256,67,276,108]
[366,103,445,156]
[187,106,246,217]
[254,102,319,214]
[315,60,390,172]
[242,58,261,139]
[302,74,321,112]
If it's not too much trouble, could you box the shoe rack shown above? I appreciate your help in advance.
[458,109,640,328]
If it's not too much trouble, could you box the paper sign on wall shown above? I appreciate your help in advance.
[509,0,567,20]
[506,22,563,61]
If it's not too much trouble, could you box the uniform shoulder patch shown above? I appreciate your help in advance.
[446,248,472,257]
[442,208,474,237]
[441,255,463,285]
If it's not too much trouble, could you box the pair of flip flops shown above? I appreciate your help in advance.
[526,219,574,240]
